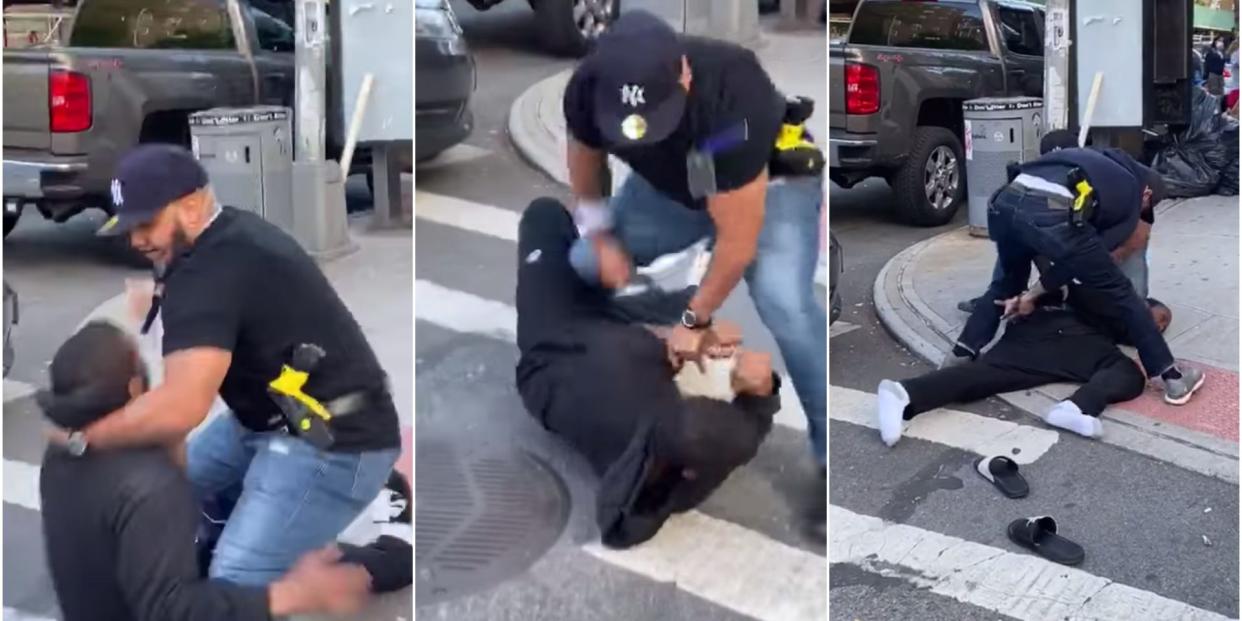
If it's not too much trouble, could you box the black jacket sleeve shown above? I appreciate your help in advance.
[113,469,272,621]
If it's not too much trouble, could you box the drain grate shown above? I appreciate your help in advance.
[415,440,569,605]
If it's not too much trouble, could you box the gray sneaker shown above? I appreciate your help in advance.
[1163,366,1206,406]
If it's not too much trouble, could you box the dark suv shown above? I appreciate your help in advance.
[829,0,1045,226]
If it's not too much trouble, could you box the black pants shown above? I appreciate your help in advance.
[957,186,1174,377]
[906,312,1145,418]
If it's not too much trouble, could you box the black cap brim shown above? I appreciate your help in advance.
[96,210,155,237]
[596,88,687,148]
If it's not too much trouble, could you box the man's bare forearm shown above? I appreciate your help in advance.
[689,238,753,319]
[567,138,605,201]
[85,386,206,450]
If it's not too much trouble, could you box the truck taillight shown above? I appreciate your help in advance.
[49,70,92,133]
[845,64,879,115]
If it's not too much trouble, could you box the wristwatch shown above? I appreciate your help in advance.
[67,431,89,457]
[680,308,712,330]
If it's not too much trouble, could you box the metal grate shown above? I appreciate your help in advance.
[415,441,569,605]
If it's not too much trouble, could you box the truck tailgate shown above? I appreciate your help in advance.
[828,43,846,127]
[3,52,51,151]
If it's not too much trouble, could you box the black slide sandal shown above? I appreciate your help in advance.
[975,455,1029,499]
[1007,516,1085,566]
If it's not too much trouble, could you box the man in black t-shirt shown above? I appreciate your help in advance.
[560,10,826,468]
[64,144,402,587]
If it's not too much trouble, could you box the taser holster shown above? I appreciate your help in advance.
[770,96,825,178]
[267,343,336,450]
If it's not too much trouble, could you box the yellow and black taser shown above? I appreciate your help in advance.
[268,343,336,450]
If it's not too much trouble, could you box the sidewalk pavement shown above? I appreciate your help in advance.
[874,195,1239,484]
[507,23,830,280]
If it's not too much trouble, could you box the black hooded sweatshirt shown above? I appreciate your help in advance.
[517,317,780,548]
[37,389,272,621]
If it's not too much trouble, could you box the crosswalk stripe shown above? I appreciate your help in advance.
[414,190,829,287]
[415,144,493,171]
[831,504,1230,621]
[829,321,859,338]
[414,190,519,243]
[3,379,38,403]
[585,511,826,621]
[4,459,41,512]
[415,279,808,432]
[829,385,1059,464]
[3,608,58,621]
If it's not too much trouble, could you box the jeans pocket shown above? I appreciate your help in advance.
[348,448,400,502]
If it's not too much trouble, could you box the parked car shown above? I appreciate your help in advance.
[829,0,1045,226]
[416,0,476,161]
[828,231,842,325]
[3,280,15,378]
[463,0,619,57]
[1,0,367,238]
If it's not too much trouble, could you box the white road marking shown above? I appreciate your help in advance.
[414,190,518,243]
[829,385,1059,464]
[586,511,826,621]
[3,379,38,403]
[829,321,859,338]
[414,144,492,171]
[414,190,830,288]
[415,279,809,433]
[3,608,58,621]
[4,459,40,512]
[831,505,1231,621]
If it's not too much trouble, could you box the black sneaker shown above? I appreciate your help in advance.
[385,469,411,524]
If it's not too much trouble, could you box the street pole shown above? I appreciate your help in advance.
[290,0,354,260]
[1043,0,1072,131]
[295,0,327,162]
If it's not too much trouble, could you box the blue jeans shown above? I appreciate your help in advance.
[959,187,1174,378]
[570,173,827,465]
[186,414,400,586]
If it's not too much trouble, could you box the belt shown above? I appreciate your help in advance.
[1005,180,1074,211]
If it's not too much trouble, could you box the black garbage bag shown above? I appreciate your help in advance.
[1152,146,1219,198]
[1153,89,1236,197]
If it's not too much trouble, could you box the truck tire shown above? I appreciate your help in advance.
[534,0,620,57]
[891,126,965,227]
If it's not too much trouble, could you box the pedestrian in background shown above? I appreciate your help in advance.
[1205,36,1227,96]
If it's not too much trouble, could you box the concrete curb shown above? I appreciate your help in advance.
[873,227,1240,485]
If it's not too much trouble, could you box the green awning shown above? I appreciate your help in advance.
[1195,6,1236,33]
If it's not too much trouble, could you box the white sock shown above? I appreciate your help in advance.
[876,380,910,447]
[1045,400,1103,438]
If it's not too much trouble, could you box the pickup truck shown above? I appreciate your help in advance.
[1,0,361,237]
[829,0,1045,226]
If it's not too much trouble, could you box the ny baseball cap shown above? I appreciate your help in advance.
[588,10,686,147]
[97,143,208,237]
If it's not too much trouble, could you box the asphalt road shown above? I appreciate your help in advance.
[828,180,1239,620]
[415,4,827,620]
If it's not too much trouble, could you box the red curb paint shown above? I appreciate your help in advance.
[396,426,413,482]
[1115,365,1239,443]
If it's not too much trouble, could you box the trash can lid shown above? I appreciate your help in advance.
[962,97,1044,112]
[189,106,291,127]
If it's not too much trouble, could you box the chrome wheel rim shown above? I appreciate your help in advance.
[924,145,960,211]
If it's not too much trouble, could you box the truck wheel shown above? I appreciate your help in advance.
[535,0,620,57]
[891,126,965,227]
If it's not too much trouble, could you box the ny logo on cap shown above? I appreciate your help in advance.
[620,84,645,108]
[110,179,124,206]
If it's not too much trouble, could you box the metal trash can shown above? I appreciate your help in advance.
[189,106,294,233]
[962,97,1044,236]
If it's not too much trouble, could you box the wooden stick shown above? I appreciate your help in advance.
[340,73,375,177]
[1078,72,1103,147]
